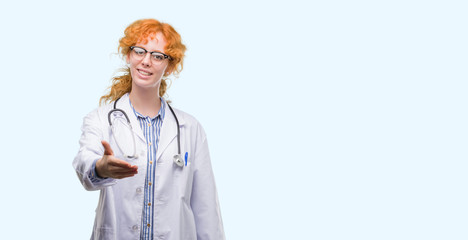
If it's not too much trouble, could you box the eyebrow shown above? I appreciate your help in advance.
[134,46,166,54]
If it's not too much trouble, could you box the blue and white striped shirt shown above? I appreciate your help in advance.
[130,98,166,240]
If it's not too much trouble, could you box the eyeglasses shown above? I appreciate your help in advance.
[129,46,172,64]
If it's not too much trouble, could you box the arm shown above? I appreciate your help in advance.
[190,125,225,240]
[72,109,116,191]
[73,109,139,191]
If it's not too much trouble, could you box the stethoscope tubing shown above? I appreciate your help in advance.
[167,103,181,156]
[109,96,182,166]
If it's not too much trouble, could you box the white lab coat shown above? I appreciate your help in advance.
[73,94,225,240]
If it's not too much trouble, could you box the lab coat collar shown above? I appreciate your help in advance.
[116,93,146,143]
[157,99,185,160]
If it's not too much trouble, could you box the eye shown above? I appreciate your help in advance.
[151,53,165,61]
[133,47,146,56]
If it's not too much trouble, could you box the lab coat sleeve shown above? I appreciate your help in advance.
[190,124,225,240]
[73,108,116,191]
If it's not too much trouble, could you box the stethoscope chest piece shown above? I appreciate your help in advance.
[173,154,184,167]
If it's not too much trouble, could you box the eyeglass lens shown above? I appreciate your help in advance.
[131,47,168,64]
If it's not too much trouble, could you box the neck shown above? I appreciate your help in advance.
[129,86,161,118]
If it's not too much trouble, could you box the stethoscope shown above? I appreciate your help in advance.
[107,97,186,167]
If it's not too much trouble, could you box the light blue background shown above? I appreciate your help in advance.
[0,0,466,239]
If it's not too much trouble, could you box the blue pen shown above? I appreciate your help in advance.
[184,152,188,166]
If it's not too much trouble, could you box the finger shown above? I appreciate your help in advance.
[112,169,138,175]
[101,140,114,156]
[113,172,138,179]
[108,167,138,175]
[108,165,138,174]
[107,158,135,169]
[109,171,138,178]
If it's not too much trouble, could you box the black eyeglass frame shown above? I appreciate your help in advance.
[129,46,172,61]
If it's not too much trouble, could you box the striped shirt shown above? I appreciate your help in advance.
[130,98,166,240]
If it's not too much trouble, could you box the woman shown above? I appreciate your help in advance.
[73,19,225,240]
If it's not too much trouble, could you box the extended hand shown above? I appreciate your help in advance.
[95,140,138,179]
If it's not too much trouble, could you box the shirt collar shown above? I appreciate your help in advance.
[129,96,167,121]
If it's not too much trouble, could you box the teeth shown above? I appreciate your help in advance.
[138,70,151,76]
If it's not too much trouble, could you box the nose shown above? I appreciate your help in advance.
[141,52,152,67]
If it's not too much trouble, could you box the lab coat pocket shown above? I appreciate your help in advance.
[173,161,190,175]
[174,161,194,196]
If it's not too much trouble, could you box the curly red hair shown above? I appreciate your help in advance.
[100,19,186,104]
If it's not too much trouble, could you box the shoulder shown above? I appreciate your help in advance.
[172,107,198,124]
[86,102,113,117]
[170,106,202,128]
[168,105,207,139]
[82,101,114,126]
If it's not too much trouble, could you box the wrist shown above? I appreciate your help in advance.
[95,158,107,178]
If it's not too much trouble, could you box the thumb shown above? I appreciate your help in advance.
[101,140,114,156]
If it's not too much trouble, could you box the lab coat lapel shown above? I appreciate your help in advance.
[157,103,184,161]
[117,94,146,143]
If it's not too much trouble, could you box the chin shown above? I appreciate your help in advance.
[133,78,161,89]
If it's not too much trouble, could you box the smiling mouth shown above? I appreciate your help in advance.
[138,69,153,76]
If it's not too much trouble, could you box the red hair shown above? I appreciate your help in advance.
[100,19,187,104]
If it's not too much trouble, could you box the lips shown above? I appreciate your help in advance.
[137,69,153,76]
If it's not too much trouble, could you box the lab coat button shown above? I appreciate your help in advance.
[136,188,142,194]
[132,225,139,231]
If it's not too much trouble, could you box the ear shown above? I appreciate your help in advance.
[126,53,130,64]
[165,65,174,76]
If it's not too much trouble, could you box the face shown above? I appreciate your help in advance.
[127,32,170,92]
